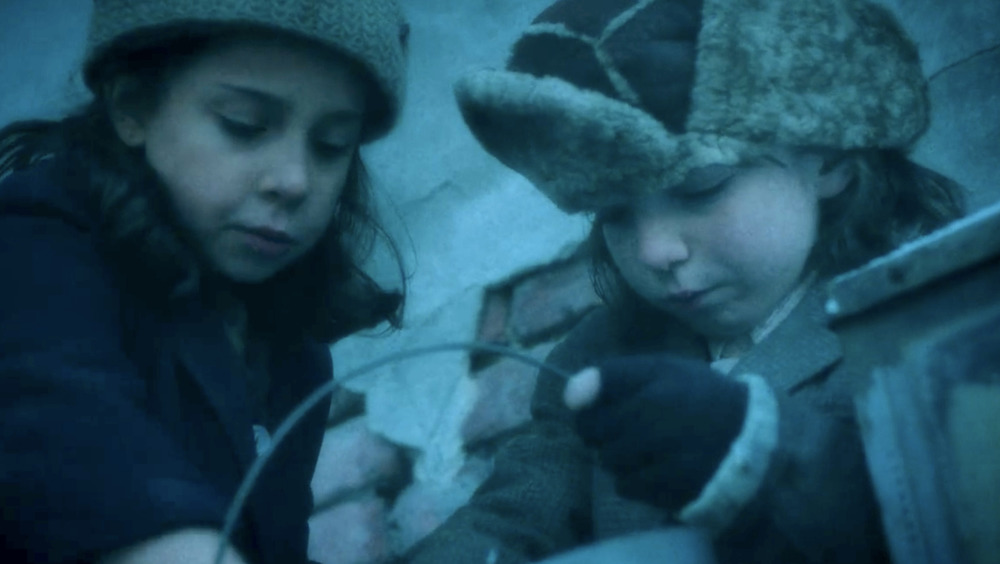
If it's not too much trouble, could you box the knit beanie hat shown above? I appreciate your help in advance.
[454,0,928,213]
[85,0,409,141]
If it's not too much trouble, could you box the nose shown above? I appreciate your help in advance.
[258,138,310,204]
[634,212,690,270]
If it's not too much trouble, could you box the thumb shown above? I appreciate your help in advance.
[563,367,602,411]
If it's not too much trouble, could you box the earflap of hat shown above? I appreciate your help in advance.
[455,68,684,213]
[454,68,760,213]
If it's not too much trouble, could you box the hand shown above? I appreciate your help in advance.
[564,354,749,511]
[99,529,248,564]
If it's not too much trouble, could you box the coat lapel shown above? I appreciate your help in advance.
[732,289,843,394]
[170,298,258,472]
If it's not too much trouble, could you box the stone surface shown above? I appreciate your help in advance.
[312,417,406,508]
[509,258,601,346]
[364,0,559,207]
[387,455,494,554]
[0,0,90,127]
[872,0,1000,209]
[342,289,483,473]
[308,494,390,564]
[913,49,1000,209]
[876,0,1000,76]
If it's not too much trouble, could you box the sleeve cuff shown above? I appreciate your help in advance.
[676,372,779,533]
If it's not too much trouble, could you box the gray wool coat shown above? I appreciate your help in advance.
[403,290,888,564]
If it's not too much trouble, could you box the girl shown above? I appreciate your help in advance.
[0,1,409,563]
[403,0,964,563]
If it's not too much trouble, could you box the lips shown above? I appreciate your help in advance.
[236,226,298,257]
[663,287,714,309]
[666,289,706,302]
[242,226,295,244]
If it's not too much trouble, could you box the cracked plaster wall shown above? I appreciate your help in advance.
[875,0,1000,210]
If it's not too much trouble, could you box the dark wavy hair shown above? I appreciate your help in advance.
[0,30,405,345]
[589,148,966,332]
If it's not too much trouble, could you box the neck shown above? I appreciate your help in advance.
[708,273,817,361]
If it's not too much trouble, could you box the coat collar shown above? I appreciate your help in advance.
[732,288,843,393]
[169,295,330,472]
[171,297,259,471]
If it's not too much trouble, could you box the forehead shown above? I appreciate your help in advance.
[169,32,367,110]
[677,163,747,188]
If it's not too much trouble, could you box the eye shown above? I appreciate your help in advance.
[311,139,352,162]
[217,115,267,140]
[673,179,729,204]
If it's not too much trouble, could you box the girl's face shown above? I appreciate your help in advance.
[113,35,366,283]
[601,154,847,339]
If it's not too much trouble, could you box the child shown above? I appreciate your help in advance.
[0,1,409,563]
[403,0,964,563]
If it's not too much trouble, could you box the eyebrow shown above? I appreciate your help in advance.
[216,84,363,124]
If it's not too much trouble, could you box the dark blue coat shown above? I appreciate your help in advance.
[0,159,333,563]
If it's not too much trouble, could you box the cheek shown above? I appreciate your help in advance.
[715,192,819,278]
[300,176,349,242]
[145,124,239,217]
[153,159,237,240]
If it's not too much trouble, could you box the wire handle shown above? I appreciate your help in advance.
[215,340,575,564]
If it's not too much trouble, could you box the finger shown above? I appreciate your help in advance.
[563,367,601,411]
[595,355,676,405]
[599,420,684,470]
[576,390,654,445]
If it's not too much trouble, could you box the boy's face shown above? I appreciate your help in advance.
[601,153,845,339]
[114,34,366,283]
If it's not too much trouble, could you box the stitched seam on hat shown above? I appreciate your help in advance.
[523,22,641,105]
[600,0,658,43]
[593,0,658,106]
[523,22,598,44]
[592,48,641,105]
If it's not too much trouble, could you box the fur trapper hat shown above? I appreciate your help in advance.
[455,0,928,213]
[85,0,409,141]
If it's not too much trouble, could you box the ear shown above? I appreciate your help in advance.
[815,157,853,199]
[106,77,147,147]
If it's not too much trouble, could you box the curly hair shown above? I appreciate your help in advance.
[0,31,405,345]
[588,148,966,335]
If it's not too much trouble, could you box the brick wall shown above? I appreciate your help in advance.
[308,250,600,563]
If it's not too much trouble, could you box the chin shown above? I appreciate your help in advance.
[216,261,285,285]
[679,313,754,341]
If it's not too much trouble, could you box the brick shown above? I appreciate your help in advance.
[508,259,600,346]
[308,493,390,564]
[477,289,511,345]
[312,416,407,506]
[461,354,541,447]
